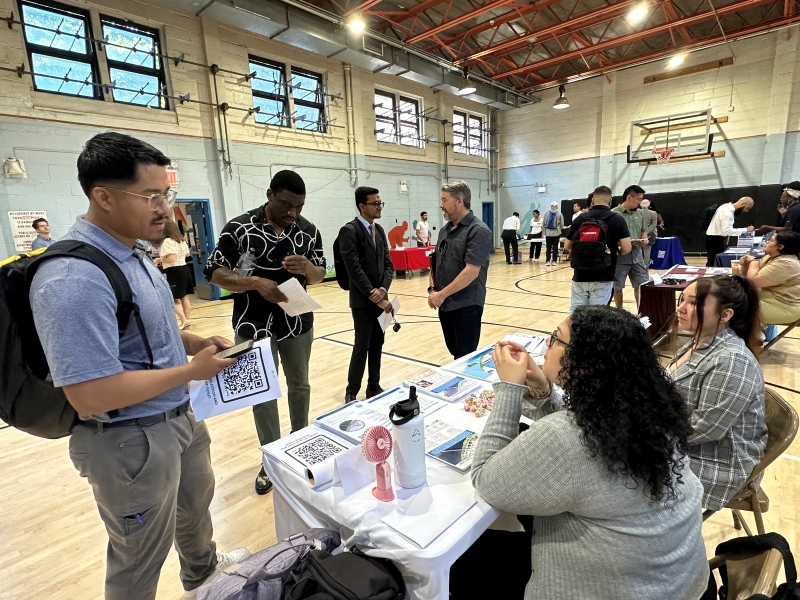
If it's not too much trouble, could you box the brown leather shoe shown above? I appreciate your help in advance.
[344,394,358,403]
[365,386,384,399]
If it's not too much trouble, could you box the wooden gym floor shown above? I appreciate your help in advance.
[1,254,798,599]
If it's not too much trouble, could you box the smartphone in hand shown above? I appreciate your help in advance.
[214,340,254,360]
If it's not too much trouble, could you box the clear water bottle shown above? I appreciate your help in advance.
[390,386,427,489]
[234,249,256,276]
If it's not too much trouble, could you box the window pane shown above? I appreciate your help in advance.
[291,72,322,103]
[376,120,396,143]
[103,23,157,69]
[295,105,321,131]
[400,125,419,147]
[468,116,482,130]
[22,4,88,54]
[253,97,288,127]
[251,62,285,96]
[109,68,163,107]
[31,53,94,96]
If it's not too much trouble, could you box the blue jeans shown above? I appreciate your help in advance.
[570,281,614,313]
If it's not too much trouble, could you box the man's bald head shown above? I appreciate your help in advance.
[734,196,754,212]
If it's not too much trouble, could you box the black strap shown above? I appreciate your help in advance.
[389,399,419,425]
[27,240,155,369]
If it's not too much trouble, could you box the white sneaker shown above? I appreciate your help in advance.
[183,548,250,598]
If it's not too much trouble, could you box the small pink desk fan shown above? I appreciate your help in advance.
[361,426,394,502]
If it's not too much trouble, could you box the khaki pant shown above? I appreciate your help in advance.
[69,410,217,599]
[236,329,313,445]
[759,293,800,325]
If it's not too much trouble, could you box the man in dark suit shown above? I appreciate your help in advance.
[338,186,394,403]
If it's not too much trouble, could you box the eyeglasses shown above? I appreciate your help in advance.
[365,201,385,207]
[103,187,177,211]
[548,329,568,348]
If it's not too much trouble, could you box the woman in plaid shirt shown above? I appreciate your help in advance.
[669,275,768,511]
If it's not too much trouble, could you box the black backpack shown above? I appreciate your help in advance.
[702,203,720,232]
[705,532,800,600]
[0,240,153,439]
[569,216,611,270]
[286,546,406,600]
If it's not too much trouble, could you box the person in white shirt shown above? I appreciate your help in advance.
[160,220,194,329]
[570,202,581,223]
[705,197,755,266]
[415,211,431,246]
[528,209,543,261]
[501,211,521,264]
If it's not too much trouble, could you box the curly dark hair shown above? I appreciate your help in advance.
[559,306,692,502]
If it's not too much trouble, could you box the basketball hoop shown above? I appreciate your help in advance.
[652,148,674,165]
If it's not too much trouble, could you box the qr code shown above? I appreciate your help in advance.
[286,435,348,467]
[218,351,267,402]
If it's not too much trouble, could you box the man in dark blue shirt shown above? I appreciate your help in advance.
[564,186,632,311]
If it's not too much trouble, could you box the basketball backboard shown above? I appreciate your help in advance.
[627,109,715,164]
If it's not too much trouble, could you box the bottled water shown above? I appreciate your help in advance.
[234,249,256,276]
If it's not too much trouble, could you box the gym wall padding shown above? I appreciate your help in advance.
[562,184,784,253]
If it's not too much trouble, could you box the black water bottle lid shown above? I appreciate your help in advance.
[389,385,420,425]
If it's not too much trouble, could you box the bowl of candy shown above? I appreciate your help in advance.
[463,389,495,417]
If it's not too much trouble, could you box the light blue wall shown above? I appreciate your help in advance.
[0,117,489,260]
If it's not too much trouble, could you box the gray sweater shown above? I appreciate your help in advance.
[471,382,709,600]
[543,210,564,237]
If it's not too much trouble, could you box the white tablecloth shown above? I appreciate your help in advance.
[263,450,500,600]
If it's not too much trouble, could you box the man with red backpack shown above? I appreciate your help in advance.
[564,186,632,312]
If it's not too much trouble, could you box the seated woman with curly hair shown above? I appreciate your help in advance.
[461,306,708,600]
[669,275,767,512]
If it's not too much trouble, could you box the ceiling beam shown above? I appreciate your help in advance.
[662,0,693,43]
[492,0,778,80]
[343,0,383,17]
[520,13,800,91]
[423,1,548,51]
[375,0,447,25]
[405,0,515,43]
[459,0,641,66]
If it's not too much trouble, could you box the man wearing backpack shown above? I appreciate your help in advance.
[564,186,632,312]
[337,187,394,403]
[205,170,326,496]
[29,132,247,600]
[543,201,564,266]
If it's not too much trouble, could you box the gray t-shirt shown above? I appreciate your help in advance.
[612,205,645,265]
[30,217,189,422]
[433,211,492,312]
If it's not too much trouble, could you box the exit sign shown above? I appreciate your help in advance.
[166,162,179,187]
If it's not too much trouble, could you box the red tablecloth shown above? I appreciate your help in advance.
[389,246,434,271]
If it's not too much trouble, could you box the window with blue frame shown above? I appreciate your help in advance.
[19,0,101,99]
[100,16,167,109]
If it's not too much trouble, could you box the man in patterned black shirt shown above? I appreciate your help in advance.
[204,171,326,495]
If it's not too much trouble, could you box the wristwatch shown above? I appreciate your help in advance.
[427,286,435,293]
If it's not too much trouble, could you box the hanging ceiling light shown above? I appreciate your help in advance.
[667,54,686,68]
[553,85,569,109]
[626,2,647,24]
[348,14,365,33]
[457,71,477,96]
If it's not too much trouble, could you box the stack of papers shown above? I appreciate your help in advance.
[441,334,548,381]
[403,370,481,403]
[262,427,353,487]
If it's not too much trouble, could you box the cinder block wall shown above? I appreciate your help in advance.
[0,0,494,259]
[498,29,800,220]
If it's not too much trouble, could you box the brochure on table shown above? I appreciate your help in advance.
[314,386,446,444]
[402,369,481,403]
[440,334,547,382]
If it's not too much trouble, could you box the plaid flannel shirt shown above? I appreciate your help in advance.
[671,328,767,511]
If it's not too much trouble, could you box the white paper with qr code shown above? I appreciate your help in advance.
[188,339,282,421]
[261,427,354,488]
